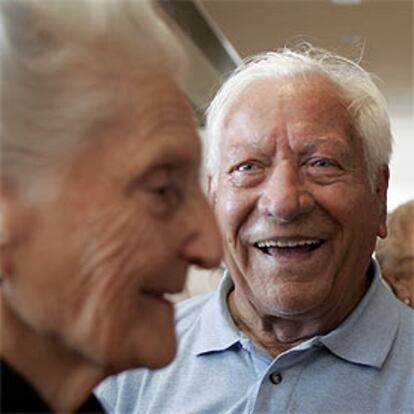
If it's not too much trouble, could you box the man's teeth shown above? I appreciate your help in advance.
[256,239,320,248]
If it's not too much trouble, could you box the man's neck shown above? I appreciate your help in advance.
[226,282,367,358]
[227,290,306,357]
[0,295,106,413]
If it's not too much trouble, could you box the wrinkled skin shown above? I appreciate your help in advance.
[1,69,222,372]
[210,75,388,349]
[377,201,414,307]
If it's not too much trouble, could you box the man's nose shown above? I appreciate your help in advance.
[258,161,314,222]
[181,192,222,269]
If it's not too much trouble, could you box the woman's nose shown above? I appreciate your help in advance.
[181,192,222,269]
[258,161,314,222]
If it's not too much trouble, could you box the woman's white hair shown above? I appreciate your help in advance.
[206,44,392,189]
[0,0,187,187]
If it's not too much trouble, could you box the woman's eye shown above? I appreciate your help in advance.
[153,184,179,202]
[153,185,171,197]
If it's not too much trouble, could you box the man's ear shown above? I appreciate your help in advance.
[376,166,389,239]
[207,175,216,207]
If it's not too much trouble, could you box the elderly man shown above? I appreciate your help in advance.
[97,46,414,413]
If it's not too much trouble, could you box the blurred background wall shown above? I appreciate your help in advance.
[160,0,413,211]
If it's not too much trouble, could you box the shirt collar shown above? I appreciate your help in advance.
[319,259,399,368]
[192,272,240,355]
[193,259,400,368]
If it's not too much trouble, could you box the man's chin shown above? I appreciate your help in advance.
[258,286,330,319]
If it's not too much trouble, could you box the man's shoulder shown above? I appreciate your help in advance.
[393,300,414,344]
[175,291,214,327]
[171,291,218,352]
[378,295,414,377]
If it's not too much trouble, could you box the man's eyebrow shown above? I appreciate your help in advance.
[226,140,268,156]
[299,137,352,154]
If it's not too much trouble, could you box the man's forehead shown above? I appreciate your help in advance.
[226,76,349,120]
[220,75,359,145]
[222,133,355,157]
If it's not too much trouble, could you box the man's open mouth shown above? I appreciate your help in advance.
[254,238,324,256]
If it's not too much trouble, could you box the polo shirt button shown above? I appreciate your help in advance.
[270,372,282,385]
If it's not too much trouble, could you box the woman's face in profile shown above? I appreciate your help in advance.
[5,69,221,371]
[381,222,414,307]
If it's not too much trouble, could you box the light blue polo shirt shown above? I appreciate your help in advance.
[96,260,414,414]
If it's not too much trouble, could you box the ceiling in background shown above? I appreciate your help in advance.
[159,0,413,208]
[157,0,241,123]
[197,0,413,117]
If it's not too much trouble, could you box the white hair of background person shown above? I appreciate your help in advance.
[206,43,393,191]
[0,0,187,193]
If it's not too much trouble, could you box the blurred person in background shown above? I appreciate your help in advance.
[0,1,221,412]
[97,45,413,414]
[376,200,414,308]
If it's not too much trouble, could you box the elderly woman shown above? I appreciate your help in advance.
[0,1,221,412]
[376,200,414,307]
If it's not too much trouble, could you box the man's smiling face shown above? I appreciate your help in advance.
[210,75,388,324]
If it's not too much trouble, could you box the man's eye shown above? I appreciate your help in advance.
[311,159,336,168]
[236,162,260,172]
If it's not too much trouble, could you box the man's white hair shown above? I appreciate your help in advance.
[205,44,392,189]
[0,0,187,187]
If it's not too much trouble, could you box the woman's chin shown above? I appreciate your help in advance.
[141,333,178,369]
[110,331,177,372]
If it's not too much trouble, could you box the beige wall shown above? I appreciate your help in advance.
[199,0,413,211]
